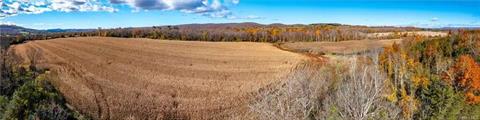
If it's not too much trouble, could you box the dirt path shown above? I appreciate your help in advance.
[11,37,305,119]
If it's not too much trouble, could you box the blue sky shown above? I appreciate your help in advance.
[0,0,479,29]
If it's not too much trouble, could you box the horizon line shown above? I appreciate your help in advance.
[1,22,480,30]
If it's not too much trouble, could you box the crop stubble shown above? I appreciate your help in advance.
[11,37,304,119]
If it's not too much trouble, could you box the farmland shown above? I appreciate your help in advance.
[366,31,448,38]
[3,29,479,120]
[10,37,304,119]
[278,39,403,55]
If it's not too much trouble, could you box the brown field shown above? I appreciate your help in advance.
[279,39,403,55]
[367,31,448,38]
[11,37,304,119]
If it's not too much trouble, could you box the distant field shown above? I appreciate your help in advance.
[281,31,448,55]
[279,39,403,55]
[367,31,448,38]
[11,37,304,119]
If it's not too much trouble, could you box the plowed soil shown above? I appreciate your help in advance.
[11,37,304,120]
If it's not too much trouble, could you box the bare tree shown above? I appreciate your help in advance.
[249,63,328,120]
[321,53,400,120]
[249,52,401,120]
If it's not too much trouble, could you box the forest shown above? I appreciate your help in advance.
[379,30,480,119]
[1,23,421,44]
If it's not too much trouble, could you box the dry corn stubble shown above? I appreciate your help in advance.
[11,37,305,120]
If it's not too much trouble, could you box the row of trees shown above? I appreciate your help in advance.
[93,24,419,42]
[2,24,421,44]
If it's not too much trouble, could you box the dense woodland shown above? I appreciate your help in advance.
[379,30,480,119]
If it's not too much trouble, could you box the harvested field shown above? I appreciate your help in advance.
[10,37,304,119]
[367,31,448,38]
[279,39,403,55]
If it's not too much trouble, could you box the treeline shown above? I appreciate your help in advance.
[2,23,421,43]
[90,24,419,42]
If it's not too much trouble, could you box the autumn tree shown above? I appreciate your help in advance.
[444,55,480,104]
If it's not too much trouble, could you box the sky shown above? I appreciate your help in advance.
[0,0,479,29]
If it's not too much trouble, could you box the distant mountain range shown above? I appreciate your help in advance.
[44,28,96,33]
[0,25,95,35]
[0,25,43,35]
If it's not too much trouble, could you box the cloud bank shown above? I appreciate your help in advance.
[109,0,239,18]
[1,0,241,18]
[0,0,117,18]
[431,17,439,22]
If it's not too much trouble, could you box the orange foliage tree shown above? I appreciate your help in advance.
[444,55,480,104]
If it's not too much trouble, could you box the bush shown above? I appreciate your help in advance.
[0,66,88,119]
[0,96,8,118]
[2,76,64,119]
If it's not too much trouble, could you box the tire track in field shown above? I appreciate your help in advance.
[30,42,112,119]
[12,37,305,119]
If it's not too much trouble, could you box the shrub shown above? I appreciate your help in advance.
[0,96,8,118]
[0,67,88,119]
[3,78,59,119]
[35,103,70,120]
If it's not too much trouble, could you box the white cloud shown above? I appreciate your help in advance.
[232,0,240,5]
[471,20,479,24]
[1,0,118,18]
[227,15,262,19]
[110,0,239,18]
[30,22,64,29]
[0,21,16,25]
[244,15,261,19]
[400,21,480,28]
[1,0,241,18]
[431,17,439,22]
